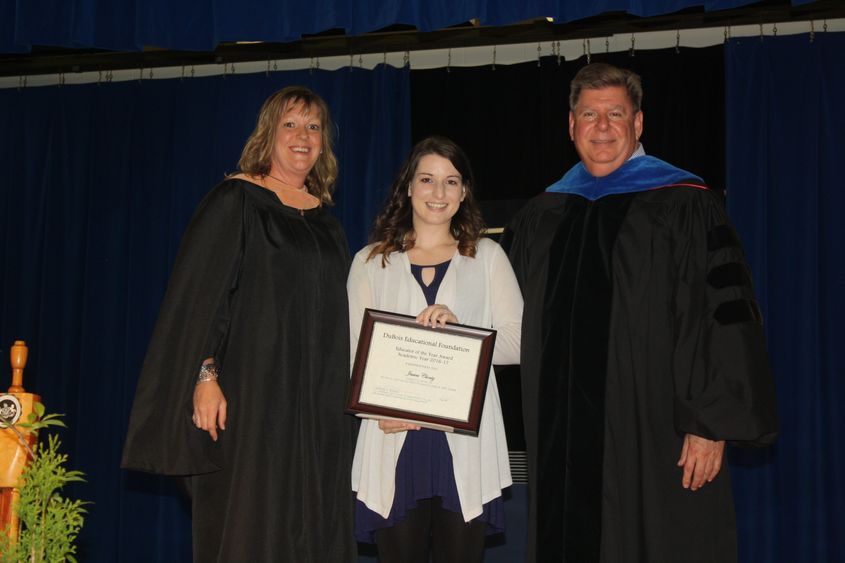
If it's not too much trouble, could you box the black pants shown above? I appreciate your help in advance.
[374,497,487,563]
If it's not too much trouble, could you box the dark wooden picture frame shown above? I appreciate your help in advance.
[346,309,497,436]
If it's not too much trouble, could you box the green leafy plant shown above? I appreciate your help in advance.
[0,403,87,563]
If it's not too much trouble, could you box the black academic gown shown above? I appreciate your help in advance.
[122,179,356,562]
[502,184,778,563]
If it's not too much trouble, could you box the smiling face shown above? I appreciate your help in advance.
[569,85,643,177]
[409,153,465,232]
[269,101,323,184]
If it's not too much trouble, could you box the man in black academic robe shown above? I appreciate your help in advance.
[501,63,778,563]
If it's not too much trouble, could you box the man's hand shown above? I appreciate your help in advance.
[677,433,725,491]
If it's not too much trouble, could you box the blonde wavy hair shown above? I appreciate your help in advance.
[237,86,338,204]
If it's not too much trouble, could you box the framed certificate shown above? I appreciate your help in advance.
[346,309,497,436]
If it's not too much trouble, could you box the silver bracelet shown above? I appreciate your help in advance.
[197,363,219,384]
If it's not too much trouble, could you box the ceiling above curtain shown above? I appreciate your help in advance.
[0,0,813,54]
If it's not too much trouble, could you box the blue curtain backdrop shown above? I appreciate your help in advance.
[0,0,776,53]
[0,66,410,562]
[725,32,845,563]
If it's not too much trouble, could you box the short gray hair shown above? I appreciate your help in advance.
[569,63,643,113]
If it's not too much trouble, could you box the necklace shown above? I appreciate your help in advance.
[264,172,308,192]
[261,173,319,215]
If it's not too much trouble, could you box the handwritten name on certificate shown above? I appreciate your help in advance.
[359,321,482,421]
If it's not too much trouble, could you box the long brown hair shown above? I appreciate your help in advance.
[368,136,486,265]
[237,85,338,204]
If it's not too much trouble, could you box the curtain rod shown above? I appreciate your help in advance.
[1,19,842,90]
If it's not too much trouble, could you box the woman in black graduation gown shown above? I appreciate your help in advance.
[122,86,356,562]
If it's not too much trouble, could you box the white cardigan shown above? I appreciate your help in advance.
[348,238,523,522]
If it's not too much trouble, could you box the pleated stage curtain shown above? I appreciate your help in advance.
[725,31,845,563]
[0,0,768,53]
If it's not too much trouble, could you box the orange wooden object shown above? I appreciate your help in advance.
[0,341,41,543]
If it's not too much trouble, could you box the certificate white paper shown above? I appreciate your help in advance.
[359,321,482,421]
